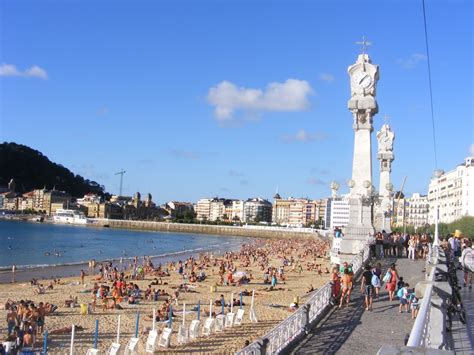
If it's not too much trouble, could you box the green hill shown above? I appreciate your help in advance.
[0,142,107,197]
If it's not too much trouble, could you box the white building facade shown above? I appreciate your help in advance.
[428,157,474,224]
[328,195,350,229]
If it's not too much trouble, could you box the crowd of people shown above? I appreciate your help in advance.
[2,299,57,353]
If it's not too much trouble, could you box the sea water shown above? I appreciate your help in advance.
[0,219,251,270]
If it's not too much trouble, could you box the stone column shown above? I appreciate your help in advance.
[374,124,395,232]
[331,52,379,264]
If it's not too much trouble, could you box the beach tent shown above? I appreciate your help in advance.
[202,300,215,336]
[107,315,121,355]
[124,338,139,355]
[189,319,200,339]
[215,314,225,332]
[145,309,158,353]
[158,327,172,348]
[178,303,189,344]
[225,292,235,327]
[250,290,258,322]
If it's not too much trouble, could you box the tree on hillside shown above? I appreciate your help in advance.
[0,142,107,197]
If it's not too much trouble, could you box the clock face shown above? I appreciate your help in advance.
[352,71,372,89]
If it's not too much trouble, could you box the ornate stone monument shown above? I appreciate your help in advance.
[331,39,379,263]
[374,122,395,232]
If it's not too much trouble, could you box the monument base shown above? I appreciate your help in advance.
[330,224,374,265]
[330,198,374,265]
[373,211,392,233]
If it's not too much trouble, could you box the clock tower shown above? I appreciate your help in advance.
[332,39,380,262]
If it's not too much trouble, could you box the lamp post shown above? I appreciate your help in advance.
[433,169,444,246]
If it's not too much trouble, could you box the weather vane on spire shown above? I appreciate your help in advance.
[356,36,372,54]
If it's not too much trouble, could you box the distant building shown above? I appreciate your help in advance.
[1,192,19,210]
[243,198,272,223]
[196,198,213,221]
[19,191,34,210]
[327,195,350,229]
[209,199,226,221]
[406,193,429,230]
[273,195,326,227]
[76,193,101,206]
[428,156,474,224]
[229,200,244,222]
[144,193,154,208]
[165,201,194,218]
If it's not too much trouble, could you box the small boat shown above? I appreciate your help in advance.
[53,209,90,225]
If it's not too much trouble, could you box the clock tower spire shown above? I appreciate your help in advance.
[331,41,380,261]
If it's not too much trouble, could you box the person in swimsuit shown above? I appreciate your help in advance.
[338,268,353,308]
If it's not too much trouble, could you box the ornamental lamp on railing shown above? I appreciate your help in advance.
[432,169,445,246]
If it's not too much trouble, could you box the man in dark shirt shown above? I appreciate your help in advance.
[360,264,374,311]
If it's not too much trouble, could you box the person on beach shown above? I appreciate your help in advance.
[22,328,34,348]
[6,306,18,336]
[80,269,85,285]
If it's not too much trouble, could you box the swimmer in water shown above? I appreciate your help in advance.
[8,245,12,250]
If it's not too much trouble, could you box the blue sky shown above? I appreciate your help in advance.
[1,0,472,203]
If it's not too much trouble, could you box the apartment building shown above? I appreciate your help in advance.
[428,156,474,224]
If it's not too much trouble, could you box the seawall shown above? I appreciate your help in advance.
[92,219,320,239]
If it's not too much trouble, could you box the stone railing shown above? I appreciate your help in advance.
[406,264,436,347]
[236,242,371,355]
[406,244,448,349]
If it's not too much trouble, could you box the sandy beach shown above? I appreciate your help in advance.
[0,237,331,354]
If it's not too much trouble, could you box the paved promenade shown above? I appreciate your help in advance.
[451,269,474,355]
[286,256,426,355]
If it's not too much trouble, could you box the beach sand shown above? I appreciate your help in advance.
[0,237,331,354]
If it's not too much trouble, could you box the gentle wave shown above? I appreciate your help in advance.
[0,244,231,272]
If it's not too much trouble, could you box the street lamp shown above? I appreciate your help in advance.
[433,169,444,246]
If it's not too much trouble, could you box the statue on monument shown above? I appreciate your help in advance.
[377,124,394,153]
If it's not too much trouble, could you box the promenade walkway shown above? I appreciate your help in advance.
[451,269,474,354]
[286,256,426,355]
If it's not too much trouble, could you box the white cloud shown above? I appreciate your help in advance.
[0,63,48,79]
[306,177,326,186]
[207,79,313,121]
[228,169,243,177]
[170,149,200,160]
[469,143,474,156]
[397,53,426,69]
[97,106,109,116]
[319,73,335,82]
[282,129,327,143]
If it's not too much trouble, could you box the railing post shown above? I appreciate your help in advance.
[302,304,311,334]
[256,337,269,355]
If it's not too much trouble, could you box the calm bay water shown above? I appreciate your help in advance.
[0,219,250,270]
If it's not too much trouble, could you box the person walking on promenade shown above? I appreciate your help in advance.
[398,283,409,313]
[372,263,382,299]
[408,236,416,260]
[460,240,473,289]
[384,263,399,301]
[339,268,353,308]
[361,264,374,311]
